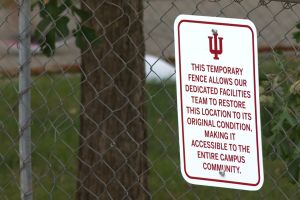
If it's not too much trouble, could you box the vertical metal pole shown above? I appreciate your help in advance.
[19,0,32,200]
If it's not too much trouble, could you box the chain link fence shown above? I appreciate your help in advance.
[0,0,300,199]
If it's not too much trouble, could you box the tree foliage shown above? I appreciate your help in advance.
[260,51,300,183]
[32,0,99,56]
[293,22,300,43]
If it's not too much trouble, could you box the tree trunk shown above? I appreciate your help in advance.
[76,0,149,199]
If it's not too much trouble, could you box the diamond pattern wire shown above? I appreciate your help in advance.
[0,0,299,199]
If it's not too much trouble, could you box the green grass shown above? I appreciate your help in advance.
[0,73,299,199]
[0,74,80,199]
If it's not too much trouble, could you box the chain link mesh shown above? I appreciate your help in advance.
[0,0,300,199]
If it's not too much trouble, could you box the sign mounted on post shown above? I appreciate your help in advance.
[174,15,264,191]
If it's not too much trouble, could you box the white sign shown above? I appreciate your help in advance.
[174,15,264,191]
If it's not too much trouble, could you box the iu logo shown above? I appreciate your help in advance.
[208,29,223,60]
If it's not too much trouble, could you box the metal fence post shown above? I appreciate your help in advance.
[19,0,32,200]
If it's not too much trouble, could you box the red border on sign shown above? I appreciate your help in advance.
[177,19,261,186]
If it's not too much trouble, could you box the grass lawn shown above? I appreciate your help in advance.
[0,73,299,199]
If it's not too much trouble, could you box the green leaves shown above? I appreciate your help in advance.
[293,22,300,43]
[34,15,70,56]
[33,0,99,57]
[293,32,300,43]
[41,28,56,57]
[56,16,70,38]
[261,53,300,183]
[72,6,91,22]
[73,25,100,51]
[288,156,300,183]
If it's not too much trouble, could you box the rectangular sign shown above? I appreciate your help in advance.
[174,15,264,191]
